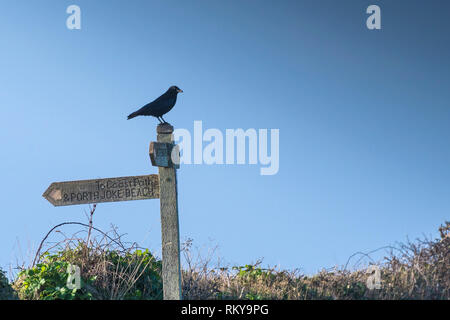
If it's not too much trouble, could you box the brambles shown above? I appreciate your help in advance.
[12,205,163,300]
[8,215,450,300]
[13,254,95,300]
[181,222,449,300]
[13,242,163,300]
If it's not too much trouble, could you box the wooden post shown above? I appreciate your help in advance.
[153,123,182,300]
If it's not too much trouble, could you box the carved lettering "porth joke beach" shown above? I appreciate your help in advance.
[43,175,160,206]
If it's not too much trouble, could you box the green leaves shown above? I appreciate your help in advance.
[14,246,162,300]
[234,264,273,281]
[15,259,94,300]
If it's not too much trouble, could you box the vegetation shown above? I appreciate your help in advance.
[0,268,16,300]
[3,213,449,300]
[13,246,162,300]
[11,205,162,300]
[182,222,449,300]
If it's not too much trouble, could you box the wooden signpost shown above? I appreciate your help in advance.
[43,123,182,300]
[152,123,182,301]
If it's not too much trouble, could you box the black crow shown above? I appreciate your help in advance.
[127,86,183,123]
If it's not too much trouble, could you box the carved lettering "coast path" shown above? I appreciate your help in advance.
[43,175,160,206]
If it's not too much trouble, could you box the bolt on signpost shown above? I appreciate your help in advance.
[43,123,182,300]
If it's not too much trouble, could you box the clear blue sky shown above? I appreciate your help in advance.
[1,0,449,276]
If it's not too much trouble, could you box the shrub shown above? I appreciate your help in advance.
[14,244,163,300]
[14,204,449,300]
[14,255,95,300]
[13,205,164,300]
[182,222,450,300]
[0,268,16,300]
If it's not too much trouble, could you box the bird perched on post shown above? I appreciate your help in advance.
[127,86,183,123]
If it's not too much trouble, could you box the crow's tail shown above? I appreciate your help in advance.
[127,111,139,120]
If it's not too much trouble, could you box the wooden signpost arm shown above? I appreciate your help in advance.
[154,123,182,300]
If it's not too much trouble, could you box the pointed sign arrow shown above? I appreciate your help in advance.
[43,175,159,207]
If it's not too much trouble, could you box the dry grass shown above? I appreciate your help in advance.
[12,205,162,300]
[181,222,449,300]
[9,206,449,300]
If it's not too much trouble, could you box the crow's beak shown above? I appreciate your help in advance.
[178,89,183,93]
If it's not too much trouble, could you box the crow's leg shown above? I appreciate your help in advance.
[161,116,167,123]
[156,116,163,124]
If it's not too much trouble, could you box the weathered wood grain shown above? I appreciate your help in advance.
[153,123,182,300]
[43,175,160,206]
